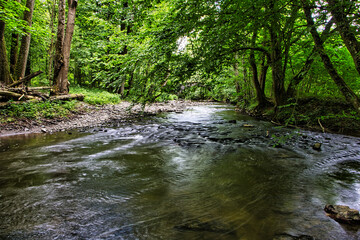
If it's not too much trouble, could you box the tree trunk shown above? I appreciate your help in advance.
[47,0,57,85]
[327,0,360,76]
[8,70,43,87]
[286,18,334,98]
[74,59,82,85]
[52,0,66,94]
[268,0,286,106]
[59,0,77,93]
[233,58,241,94]
[0,90,40,100]
[259,54,268,92]
[286,54,314,98]
[53,0,77,95]
[14,0,35,81]
[302,0,360,111]
[10,32,20,75]
[242,55,249,99]
[249,30,267,107]
[0,20,11,85]
[9,0,22,76]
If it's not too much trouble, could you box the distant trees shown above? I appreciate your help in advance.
[0,0,26,85]
[0,16,11,85]
[0,0,77,96]
[14,0,35,82]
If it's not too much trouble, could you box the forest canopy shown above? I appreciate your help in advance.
[0,0,360,111]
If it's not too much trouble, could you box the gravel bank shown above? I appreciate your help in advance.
[0,100,209,137]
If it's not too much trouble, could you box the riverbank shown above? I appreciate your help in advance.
[2,97,360,138]
[241,97,360,137]
[0,100,209,137]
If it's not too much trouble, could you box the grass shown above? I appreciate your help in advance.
[70,86,121,105]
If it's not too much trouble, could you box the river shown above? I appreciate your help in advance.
[0,104,360,239]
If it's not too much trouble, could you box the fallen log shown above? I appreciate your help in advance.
[6,86,52,92]
[31,91,50,101]
[8,71,43,87]
[0,90,40,101]
[49,94,85,101]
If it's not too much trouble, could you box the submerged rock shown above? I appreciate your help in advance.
[174,220,234,234]
[312,143,322,151]
[273,233,316,240]
[324,204,360,224]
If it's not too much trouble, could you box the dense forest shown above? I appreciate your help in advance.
[0,0,360,131]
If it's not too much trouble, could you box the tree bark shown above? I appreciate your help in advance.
[233,56,241,94]
[259,54,269,92]
[14,0,35,81]
[327,0,360,76]
[249,30,268,107]
[302,0,360,111]
[53,0,77,95]
[49,93,84,101]
[0,20,11,85]
[59,0,77,93]
[0,90,39,100]
[52,0,66,94]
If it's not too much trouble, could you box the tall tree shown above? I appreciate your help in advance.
[302,0,360,111]
[53,0,78,95]
[9,0,22,76]
[0,19,11,85]
[14,0,35,81]
[53,0,66,94]
[249,27,269,107]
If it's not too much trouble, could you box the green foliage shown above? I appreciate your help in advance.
[70,86,121,105]
[0,0,28,34]
[0,100,77,122]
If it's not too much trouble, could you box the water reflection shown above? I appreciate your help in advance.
[0,105,360,239]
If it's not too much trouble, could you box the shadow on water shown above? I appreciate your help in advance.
[1,104,360,239]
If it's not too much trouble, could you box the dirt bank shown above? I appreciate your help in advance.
[0,100,209,137]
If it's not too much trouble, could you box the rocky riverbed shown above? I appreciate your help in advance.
[0,100,209,137]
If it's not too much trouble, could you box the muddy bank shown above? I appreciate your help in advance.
[0,100,209,137]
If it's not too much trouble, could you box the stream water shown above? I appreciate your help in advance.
[1,104,360,240]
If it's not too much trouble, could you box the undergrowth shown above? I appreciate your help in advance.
[270,97,360,134]
[0,87,122,123]
[0,100,78,123]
